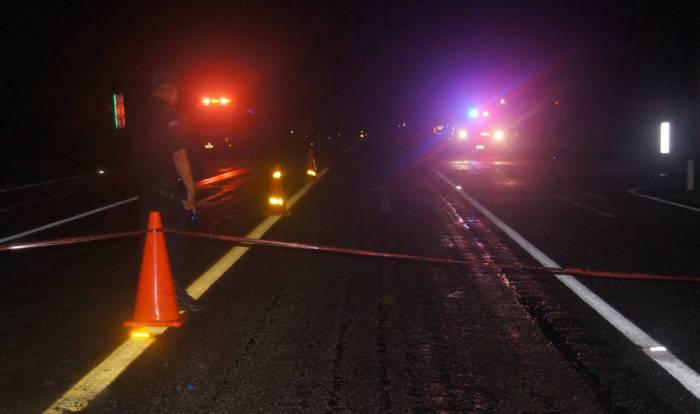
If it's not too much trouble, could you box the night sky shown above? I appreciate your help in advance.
[2,1,697,181]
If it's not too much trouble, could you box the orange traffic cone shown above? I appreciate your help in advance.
[124,211,187,328]
[305,149,318,182]
[264,165,289,215]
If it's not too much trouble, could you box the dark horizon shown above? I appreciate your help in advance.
[2,1,698,184]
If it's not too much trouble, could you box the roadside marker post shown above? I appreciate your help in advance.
[660,122,670,154]
[687,160,695,192]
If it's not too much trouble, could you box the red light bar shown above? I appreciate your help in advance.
[201,96,232,106]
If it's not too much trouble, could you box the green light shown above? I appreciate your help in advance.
[113,93,118,129]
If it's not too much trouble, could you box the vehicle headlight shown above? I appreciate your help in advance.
[493,130,505,141]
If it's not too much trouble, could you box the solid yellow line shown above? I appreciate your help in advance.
[187,166,328,299]
[42,167,329,413]
[43,327,165,413]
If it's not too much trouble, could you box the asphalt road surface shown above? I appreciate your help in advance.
[1,139,699,413]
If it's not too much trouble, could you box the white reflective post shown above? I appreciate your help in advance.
[688,160,695,191]
[660,122,671,154]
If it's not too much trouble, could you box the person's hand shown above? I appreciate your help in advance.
[183,191,196,214]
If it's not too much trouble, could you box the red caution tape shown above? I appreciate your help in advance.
[0,230,145,252]
[165,229,700,284]
[1,228,698,284]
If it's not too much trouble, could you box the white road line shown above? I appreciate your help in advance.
[436,171,700,399]
[628,187,700,214]
[0,168,132,193]
[0,197,139,244]
[0,190,77,213]
[43,167,330,414]
[554,195,616,218]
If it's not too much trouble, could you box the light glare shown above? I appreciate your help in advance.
[130,331,150,339]
[272,170,282,179]
[468,108,479,118]
[458,129,468,139]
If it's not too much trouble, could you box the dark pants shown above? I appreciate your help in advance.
[138,179,190,285]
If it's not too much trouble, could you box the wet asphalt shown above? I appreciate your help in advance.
[1,140,699,413]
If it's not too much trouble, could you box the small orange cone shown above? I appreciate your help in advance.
[264,165,289,215]
[305,149,318,182]
[124,211,187,328]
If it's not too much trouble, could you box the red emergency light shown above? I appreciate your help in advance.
[201,96,231,106]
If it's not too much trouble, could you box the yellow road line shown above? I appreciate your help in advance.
[43,167,329,413]
[187,166,328,298]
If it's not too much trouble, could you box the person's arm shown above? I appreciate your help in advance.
[173,148,196,213]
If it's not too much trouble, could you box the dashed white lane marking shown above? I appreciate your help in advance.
[0,172,108,193]
[0,190,77,213]
[437,171,700,399]
[43,167,330,414]
[554,195,616,218]
[628,187,700,214]
[0,197,139,244]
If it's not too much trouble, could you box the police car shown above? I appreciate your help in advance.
[445,104,510,154]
